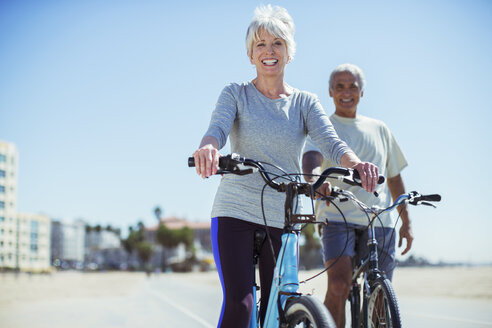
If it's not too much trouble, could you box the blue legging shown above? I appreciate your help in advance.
[211,217,283,328]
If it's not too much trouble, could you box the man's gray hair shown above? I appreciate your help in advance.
[329,63,366,91]
[245,5,296,61]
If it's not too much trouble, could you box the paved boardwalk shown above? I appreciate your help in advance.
[1,267,491,327]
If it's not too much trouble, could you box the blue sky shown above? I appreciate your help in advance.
[1,0,491,264]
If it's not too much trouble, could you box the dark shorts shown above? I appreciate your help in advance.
[321,222,396,280]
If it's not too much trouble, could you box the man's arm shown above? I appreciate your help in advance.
[302,151,323,183]
[302,150,334,206]
[387,174,414,255]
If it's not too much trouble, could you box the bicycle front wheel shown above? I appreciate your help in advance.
[284,295,336,328]
[365,277,401,328]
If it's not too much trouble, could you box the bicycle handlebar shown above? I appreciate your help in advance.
[312,167,385,190]
[188,153,385,195]
[407,192,441,206]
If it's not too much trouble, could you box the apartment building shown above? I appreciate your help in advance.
[16,213,51,272]
[51,219,86,268]
[0,141,18,269]
[0,140,52,272]
[85,227,124,269]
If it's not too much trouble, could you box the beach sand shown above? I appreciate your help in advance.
[1,266,491,306]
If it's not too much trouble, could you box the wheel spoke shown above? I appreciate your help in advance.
[369,286,391,327]
[365,277,401,328]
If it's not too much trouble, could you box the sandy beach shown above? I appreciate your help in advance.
[1,266,491,328]
[1,266,491,306]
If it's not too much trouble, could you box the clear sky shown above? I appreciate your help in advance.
[1,0,491,264]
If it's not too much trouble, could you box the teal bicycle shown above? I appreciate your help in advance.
[189,153,384,327]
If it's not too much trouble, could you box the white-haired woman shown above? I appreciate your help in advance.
[192,5,379,327]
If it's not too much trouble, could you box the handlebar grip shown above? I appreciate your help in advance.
[420,194,441,202]
[187,157,227,168]
[188,154,245,170]
[188,157,195,167]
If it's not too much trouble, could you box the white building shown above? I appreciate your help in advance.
[51,219,86,267]
[0,140,52,272]
[86,227,121,251]
[16,213,51,272]
[0,141,18,269]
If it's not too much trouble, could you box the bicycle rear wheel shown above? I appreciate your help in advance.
[284,295,336,328]
[365,277,401,328]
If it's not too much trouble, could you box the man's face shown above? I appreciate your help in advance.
[329,71,363,117]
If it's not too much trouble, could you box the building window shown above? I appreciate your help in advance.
[0,170,5,178]
[0,201,4,209]
[0,154,6,162]
[0,216,4,222]
[0,185,4,193]
[30,221,39,253]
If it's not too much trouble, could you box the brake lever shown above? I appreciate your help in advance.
[216,170,232,175]
[420,201,437,208]
[341,177,380,197]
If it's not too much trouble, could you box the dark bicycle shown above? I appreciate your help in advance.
[322,186,441,328]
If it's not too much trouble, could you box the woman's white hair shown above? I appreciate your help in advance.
[329,63,366,92]
[245,5,296,60]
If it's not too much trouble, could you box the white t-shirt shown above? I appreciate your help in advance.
[304,113,408,227]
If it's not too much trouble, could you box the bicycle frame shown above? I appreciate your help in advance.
[250,183,315,327]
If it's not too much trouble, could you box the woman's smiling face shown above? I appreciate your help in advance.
[250,29,289,77]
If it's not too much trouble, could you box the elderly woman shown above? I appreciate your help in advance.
[192,5,379,328]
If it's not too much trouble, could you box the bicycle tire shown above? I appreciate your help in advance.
[364,277,401,328]
[284,295,336,328]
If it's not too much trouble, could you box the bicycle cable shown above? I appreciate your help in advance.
[299,198,350,284]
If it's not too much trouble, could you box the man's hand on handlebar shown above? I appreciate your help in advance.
[315,181,332,206]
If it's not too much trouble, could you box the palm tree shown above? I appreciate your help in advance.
[154,206,162,223]
[121,224,146,270]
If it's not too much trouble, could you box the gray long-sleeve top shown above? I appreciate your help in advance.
[204,81,350,228]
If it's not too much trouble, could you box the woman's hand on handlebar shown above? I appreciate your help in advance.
[193,143,221,179]
[352,161,379,193]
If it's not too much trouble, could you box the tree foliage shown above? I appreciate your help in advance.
[157,224,194,250]
[136,241,154,264]
[121,222,155,268]
[301,224,321,251]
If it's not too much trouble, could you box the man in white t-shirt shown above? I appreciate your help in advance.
[302,63,413,328]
